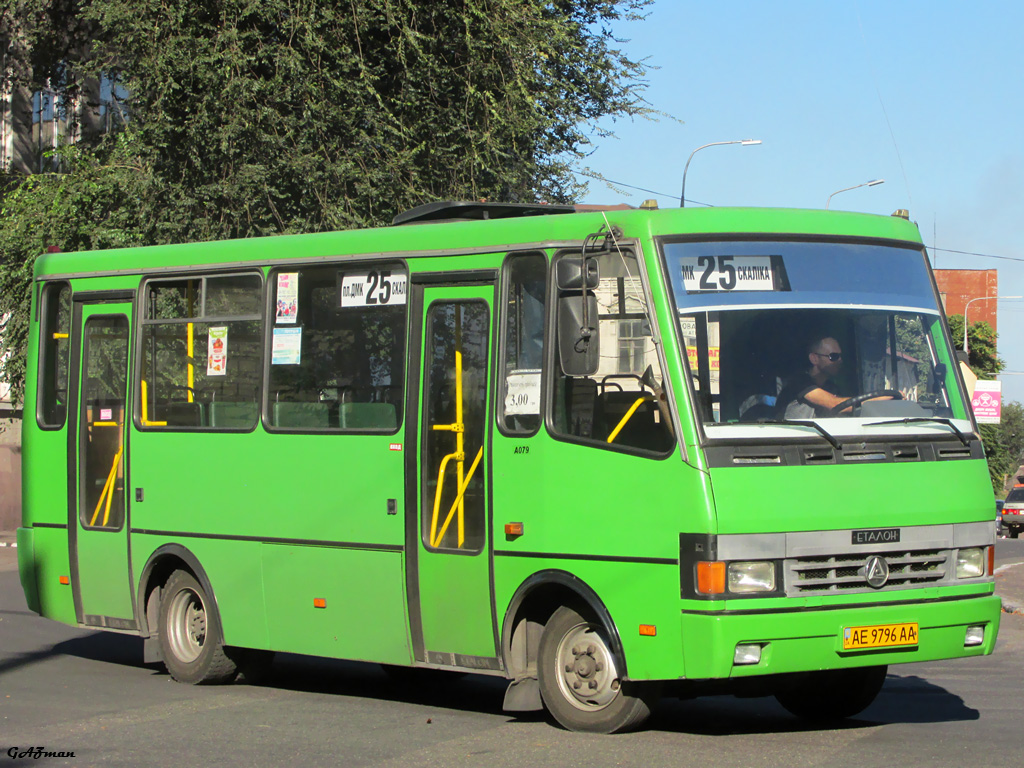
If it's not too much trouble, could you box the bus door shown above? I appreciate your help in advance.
[68,299,135,629]
[408,284,499,669]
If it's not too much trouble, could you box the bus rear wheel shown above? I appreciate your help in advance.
[537,605,657,733]
[159,570,238,685]
[774,665,887,721]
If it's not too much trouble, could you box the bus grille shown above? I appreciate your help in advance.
[785,549,949,594]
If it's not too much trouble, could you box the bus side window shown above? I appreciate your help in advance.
[138,273,263,430]
[267,264,406,431]
[550,249,674,455]
[37,282,72,428]
[498,252,546,434]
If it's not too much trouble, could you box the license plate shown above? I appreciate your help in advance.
[843,622,919,650]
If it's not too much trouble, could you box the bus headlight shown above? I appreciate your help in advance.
[727,561,777,593]
[955,548,985,579]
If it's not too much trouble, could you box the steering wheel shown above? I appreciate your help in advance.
[827,389,903,417]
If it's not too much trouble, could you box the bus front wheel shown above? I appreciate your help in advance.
[159,570,238,685]
[537,605,657,733]
[774,665,887,721]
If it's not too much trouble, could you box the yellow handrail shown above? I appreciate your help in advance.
[88,446,123,527]
[187,282,195,403]
[607,396,650,444]
[429,451,460,546]
[140,380,168,426]
[187,322,194,402]
[431,447,484,548]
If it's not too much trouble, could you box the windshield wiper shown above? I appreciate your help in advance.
[755,418,842,450]
[864,417,970,447]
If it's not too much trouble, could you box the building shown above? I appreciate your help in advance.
[934,269,999,333]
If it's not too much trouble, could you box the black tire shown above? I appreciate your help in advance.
[158,570,238,685]
[1010,528,1020,539]
[537,605,658,733]
[774,665,887,721]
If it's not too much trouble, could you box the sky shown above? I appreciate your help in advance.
[577,0,1024,404]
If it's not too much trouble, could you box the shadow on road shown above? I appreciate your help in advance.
[230,657,984,734]
[0,627,980,734]
[254,653,519,720]
[0,630,145,679]
[646,671,978,735]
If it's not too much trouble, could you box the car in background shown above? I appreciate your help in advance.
[1000,486,1024,539]
[996,499,1006,538]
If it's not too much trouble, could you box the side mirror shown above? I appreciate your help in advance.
[556,256,600,376]
[555,257,599,290]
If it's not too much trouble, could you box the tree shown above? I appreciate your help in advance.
[945,314,1016,492]
[0,0,652,402]
[946,314,1004,378]
[0,141,148,403]
[986,400,1024,493]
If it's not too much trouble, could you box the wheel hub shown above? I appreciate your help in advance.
[187,602,207,645]
[556,626,620,710]
[168,588,207,663]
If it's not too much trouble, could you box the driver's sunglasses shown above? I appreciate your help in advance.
[816,352,842,361]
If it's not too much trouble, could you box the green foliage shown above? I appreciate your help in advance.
[946,314,1004,378]
[0,0,651,403]
[0,142,147,402]
[981,400,1024,494]
[944,315,1011,493]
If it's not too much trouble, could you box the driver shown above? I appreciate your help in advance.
[776,336,890,418]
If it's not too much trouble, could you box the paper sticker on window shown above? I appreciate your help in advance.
[504,370,541,416]
[680,255,783,292]
[207,326,228,376]
[276,272,299,323]
[272,327,302,365]
[340,270,407,307]
[100,408,112,421]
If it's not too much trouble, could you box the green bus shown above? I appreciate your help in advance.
[17,201,1000,732]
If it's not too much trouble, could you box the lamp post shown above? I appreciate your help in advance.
[826,179,884,210]
[963,295,1022,355]
[680,139,761,207]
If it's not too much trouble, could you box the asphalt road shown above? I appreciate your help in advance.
[2,543,1023,768]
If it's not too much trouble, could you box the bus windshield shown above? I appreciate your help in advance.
[661,238,972,439]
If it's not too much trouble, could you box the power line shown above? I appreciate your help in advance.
[574,171,712,207]
[931,247,1024,264]
[574,171,1023,264]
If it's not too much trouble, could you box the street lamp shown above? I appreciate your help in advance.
[963,295,1023,354]
[826,179,884,210]
[680,139,762,207]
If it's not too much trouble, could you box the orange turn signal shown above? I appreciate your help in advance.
[313,598,327,609]
[59,576,70,586]
[988,546,996,576]
[639,624,657,637]
[696,561,726,595]
[504,522,524,536]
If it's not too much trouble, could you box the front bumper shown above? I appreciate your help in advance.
[680,593,1001,680]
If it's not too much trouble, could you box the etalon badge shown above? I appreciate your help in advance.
[864,555,890,589]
